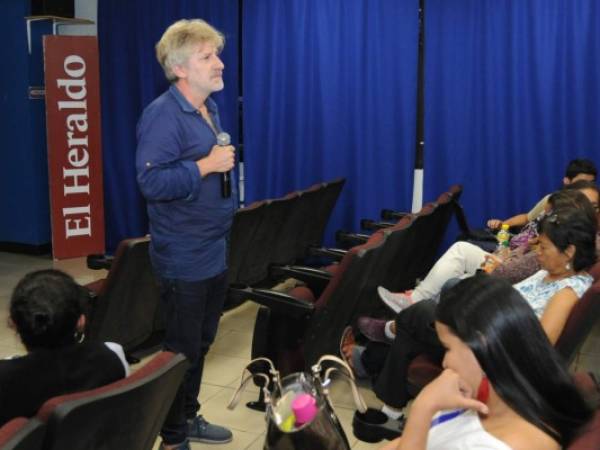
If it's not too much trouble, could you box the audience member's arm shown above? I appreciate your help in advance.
[487,214,529,230]
[488,195,549,230]
[540,287,579,345]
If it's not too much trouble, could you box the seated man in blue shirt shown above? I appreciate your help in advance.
[136,18,236,450]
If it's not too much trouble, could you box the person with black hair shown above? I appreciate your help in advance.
[343,205,597,421]
[486,158,596,230]
[0,269,129,426]
[565,158,598,184]
[381,275,593,450]
[376,186,598,316]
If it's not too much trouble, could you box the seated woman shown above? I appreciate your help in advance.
[378,181,599,313]
[342,205,597,421]
[380,275,592,450]
[0,269,129,426]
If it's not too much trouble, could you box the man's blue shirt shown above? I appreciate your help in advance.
[136,85,236,281]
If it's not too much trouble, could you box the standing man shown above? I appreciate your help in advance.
[136,19,235,450]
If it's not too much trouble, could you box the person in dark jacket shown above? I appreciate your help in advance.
[0,269,128,426]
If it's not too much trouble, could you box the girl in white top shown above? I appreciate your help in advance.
[381,275,593,450]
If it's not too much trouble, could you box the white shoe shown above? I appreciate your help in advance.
[377,286,412,314]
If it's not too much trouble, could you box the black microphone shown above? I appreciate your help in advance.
[217,132,232,198]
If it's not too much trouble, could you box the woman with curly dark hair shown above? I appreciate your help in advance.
[0,269,128,425]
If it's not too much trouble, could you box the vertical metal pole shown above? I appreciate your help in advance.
[237,0,245,207]
[411,0,426,213]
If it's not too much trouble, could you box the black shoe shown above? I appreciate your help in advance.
[352,408,405,443]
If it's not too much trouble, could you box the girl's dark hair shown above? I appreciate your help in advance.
[436,274,592,447]
[538,206,598,271]
[10,269,85,350]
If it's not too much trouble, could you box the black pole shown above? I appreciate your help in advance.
[415,0,425,170]
[237,0,245,206]
[411,0,426,212]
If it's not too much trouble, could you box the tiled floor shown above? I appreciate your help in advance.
[0,251,384,449]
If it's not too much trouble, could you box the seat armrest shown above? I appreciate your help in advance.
[335,230,369,247]
[270,265,332,293]
[87,254,114,270]
[380,209,409,221]
[228,286,315,319]
[360,219,395,230]
[308,246,347,261]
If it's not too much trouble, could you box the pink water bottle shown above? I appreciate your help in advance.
[292,393,318,426]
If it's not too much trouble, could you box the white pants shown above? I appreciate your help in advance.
[412,241,489,301]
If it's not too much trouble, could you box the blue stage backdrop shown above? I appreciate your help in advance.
[242,0,419,243]
[425,0,600,234]
[97,0,600,253]
[98,0,239,252]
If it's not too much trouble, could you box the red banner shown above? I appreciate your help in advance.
[43,36,105,259]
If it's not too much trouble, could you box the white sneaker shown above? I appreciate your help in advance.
[377,286,412,314]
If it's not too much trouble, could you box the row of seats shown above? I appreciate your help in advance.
[228,185,462,377]
[82,178,346,356]
[0,352,187,450]
[226,178,345,305]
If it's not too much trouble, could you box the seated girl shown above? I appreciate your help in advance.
[0,269,129,425]
[380,275,592,450]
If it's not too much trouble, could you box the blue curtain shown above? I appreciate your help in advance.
[98,0,239,252]
[425,0,600,230]
[243,0,419,241]
[97,0,600,253]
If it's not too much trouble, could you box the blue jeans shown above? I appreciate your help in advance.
[159,271,228,445]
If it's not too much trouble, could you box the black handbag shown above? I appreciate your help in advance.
[228,355,367,450]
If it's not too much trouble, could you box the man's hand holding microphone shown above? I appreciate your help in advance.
[196,132,234,197]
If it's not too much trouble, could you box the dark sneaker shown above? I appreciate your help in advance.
[158,440,190,450]
[187,415,233,444]
[357,316,391,344]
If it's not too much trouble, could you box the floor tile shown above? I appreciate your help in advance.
[353,439,386,449]
[210,330,253,359]
[199,386,266,435]
[202,353,253,387]
[189,430,261,450]
[219,302,260,333]
[244,433,266,450]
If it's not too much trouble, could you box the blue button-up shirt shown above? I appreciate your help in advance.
[136,85,236,281]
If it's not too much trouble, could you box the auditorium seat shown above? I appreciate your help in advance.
[85,236,164,356]
[232,185,463,380]
[36,352,188,450]
[238,197,295,286]
[229,230,388,376]
[569,371,600,449]
[224,179,346,310]
[397,187,462,289]
[0,418,45,450]
[306,178,346,249]
[227,200,269,288]
[569,410,600,450]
